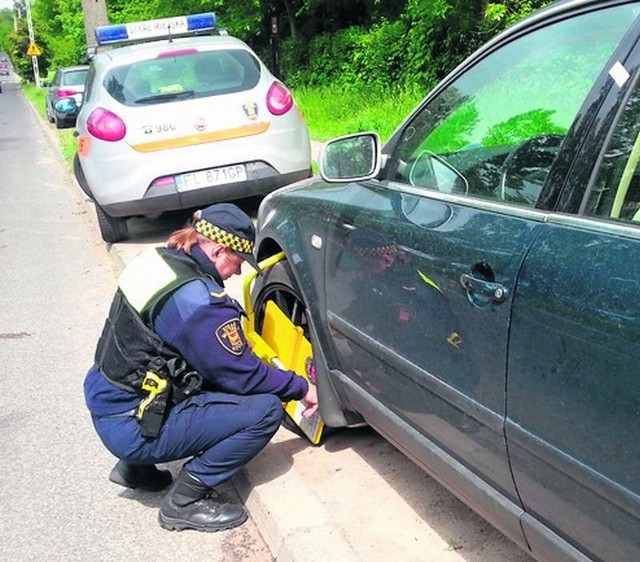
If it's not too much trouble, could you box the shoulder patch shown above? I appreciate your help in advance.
[215,319,246,355]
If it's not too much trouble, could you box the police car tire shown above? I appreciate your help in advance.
[95,204,129,243]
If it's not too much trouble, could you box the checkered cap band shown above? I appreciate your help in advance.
[194,219,254,254]
[354,244,397,258]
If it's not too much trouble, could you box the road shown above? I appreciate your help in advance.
[1,76,534,562]
[0,79,272,561]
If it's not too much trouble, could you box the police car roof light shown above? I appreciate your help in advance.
[94,13,217,46]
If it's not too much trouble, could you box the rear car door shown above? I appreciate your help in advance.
[322,0,639,547]
[507,31,640,560]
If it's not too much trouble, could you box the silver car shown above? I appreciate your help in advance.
[45,65,89,128]
[73,13,311,243]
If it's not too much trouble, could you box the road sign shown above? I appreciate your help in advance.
[26,42,42,56]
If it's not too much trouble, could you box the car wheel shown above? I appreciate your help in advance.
[47,103,54,123]
[251,259,315,438]
[94,204,129,243]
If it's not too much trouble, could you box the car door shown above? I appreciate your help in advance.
[322,0,639,542]
[507,36,640,561]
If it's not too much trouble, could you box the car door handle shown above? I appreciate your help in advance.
[459,273,508,302]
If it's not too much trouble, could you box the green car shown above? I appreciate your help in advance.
[250,1,640,560]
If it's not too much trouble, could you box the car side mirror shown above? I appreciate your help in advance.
[319,132,381,182]
[54,97,78,114]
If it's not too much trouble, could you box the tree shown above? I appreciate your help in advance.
[0,8,15,55]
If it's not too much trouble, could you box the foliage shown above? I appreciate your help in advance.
[32,0,85,71]
[3,0,556,89]
[282,18,407,89]
[21,79,46,115]
[8,17,49,81]
[295,82,425,142]
[22,81,77,168]
[0,9,13,54]
[5,0,554,145]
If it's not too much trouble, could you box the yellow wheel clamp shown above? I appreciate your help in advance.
[243,252,325,444]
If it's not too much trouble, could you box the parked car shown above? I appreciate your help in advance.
[0,61,9,76]
[71,12,311,243]
[250,1,640,560]
[45,65,89,129]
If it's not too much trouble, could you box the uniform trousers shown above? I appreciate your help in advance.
[91,391,284,488]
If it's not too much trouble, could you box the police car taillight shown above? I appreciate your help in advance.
[87,108,127,142]
[266,81,293,116]
[95,13,217,46]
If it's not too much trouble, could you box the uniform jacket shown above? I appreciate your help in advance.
[84,245,308,416]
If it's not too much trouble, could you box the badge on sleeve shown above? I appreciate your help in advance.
[216,319,246,355]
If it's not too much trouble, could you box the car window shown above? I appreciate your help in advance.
[62,70,88,86]
[104,49,261,106]
[584,73,640,223]
[390,4,638,208]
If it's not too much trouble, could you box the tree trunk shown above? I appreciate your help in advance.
[281,0,297,37]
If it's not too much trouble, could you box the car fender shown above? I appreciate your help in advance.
[255,196,365,429]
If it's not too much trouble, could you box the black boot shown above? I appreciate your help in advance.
[159,468,247,532]
[109,460,173,492]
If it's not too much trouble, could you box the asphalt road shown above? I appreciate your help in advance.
[0,78,272,561]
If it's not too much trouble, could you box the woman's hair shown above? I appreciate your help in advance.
[166,226,202,253]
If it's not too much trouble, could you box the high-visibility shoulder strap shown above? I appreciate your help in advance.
[118,248,178,314]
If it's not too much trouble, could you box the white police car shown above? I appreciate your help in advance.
[72,13,311,243]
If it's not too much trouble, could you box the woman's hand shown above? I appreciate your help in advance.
[301,383,319,418]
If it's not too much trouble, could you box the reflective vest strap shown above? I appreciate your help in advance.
[118,248,178,314]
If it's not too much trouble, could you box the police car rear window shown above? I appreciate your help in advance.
[104,49,261,106]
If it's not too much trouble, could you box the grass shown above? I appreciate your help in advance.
[294,82,426,143]
[21,80,427,169]
[21,80,78,170]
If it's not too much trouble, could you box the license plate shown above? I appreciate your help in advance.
[176,164,247,191]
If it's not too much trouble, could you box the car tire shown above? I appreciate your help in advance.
[47,103,54,123]
[250,258,321,439]
[95,204,129,243]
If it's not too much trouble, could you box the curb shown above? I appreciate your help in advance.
[233,439,357,562]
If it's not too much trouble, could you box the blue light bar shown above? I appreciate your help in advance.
[95,13,217,46]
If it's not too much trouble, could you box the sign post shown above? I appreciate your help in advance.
[25,0,40,87]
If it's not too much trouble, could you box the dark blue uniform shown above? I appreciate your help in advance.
[84,246,308,487]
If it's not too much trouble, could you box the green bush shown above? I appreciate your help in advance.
[282,19,408,89]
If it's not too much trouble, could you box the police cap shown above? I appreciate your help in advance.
[193,203,259,271]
